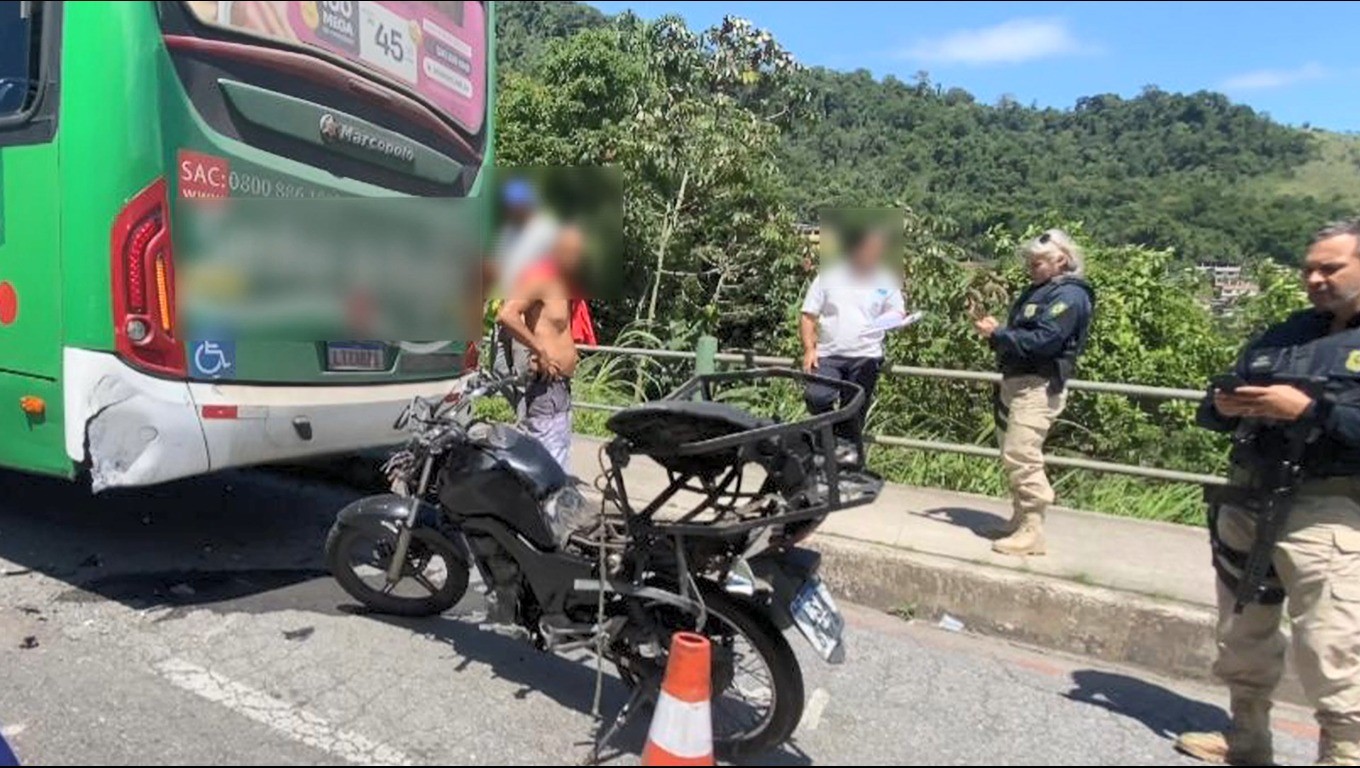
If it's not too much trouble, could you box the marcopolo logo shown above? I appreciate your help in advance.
[318,113,415,164]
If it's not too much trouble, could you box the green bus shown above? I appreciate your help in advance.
[0,1,493,491]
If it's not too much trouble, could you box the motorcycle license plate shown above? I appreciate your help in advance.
[790,577,845,663]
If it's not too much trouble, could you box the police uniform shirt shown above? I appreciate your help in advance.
[991,275,1095,390]
[1198,309,1360,477]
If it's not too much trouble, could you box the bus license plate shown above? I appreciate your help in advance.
[790,577,845,664]
[327,343,387,372]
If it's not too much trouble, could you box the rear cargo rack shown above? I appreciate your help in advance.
[601,368,886,538]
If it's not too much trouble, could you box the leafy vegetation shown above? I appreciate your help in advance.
[1255,131,1360,204]
[497,2,1360,267]
[490,2,1332,523]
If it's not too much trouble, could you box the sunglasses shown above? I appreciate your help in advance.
[1033,231,1070,260]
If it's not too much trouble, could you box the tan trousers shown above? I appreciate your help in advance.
[1213,479,1360,740]
[996,375,1068,517]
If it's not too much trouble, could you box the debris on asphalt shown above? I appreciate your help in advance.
[19,636,38,650]
[169,583,196,598]
[283,627,315,642]
[78,554,102,569]
[938,614,965,633]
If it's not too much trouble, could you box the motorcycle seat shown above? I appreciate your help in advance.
[606,400,775,477]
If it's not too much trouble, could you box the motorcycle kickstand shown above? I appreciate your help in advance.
[585,684,654,766]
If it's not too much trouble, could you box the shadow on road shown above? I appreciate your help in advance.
[363,610,812,766]
[1065,669,1230,740]
[376,611,644,761]
[0,466,362,611]
[919,506,1007,538]
[1,464,812,765]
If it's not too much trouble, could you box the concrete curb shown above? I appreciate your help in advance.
[810,533,1308,706]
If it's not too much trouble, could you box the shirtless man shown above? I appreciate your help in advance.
[495,226,589,469]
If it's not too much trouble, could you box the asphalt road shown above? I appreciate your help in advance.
[0,468,1321,765]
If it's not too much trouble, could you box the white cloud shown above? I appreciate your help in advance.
[1220,62,1330,91]
[897,18,1092,66]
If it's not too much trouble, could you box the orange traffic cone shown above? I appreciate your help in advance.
[641,632,714,766]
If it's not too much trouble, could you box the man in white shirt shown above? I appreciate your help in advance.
[800,226,905,467]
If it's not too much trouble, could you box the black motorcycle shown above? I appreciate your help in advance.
[324,367,884,760]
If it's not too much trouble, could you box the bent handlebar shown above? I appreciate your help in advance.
[393,370,532,431]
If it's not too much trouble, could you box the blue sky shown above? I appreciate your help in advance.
[587,1,1360,132]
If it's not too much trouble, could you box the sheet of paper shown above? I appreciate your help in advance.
[862,310,925,335]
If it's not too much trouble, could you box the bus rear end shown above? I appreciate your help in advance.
[61,1,493,490]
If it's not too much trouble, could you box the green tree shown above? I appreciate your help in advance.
[497,12,809,350]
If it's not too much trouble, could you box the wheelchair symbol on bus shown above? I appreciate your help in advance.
[191,340,236,379]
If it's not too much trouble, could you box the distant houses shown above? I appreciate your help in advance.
[1195,262,1260,314]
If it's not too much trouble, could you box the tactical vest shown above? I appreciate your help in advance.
[1229,320,1360,479]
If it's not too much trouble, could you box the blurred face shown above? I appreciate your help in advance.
[1027,252,1066,285]
[1304,234,1360,313]
[554,226,586,276]
[850,230,887,271]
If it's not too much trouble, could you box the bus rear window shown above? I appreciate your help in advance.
[181,2,486,134]
[0,1,35,117]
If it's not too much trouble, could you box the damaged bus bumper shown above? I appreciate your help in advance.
[62,348,465,491]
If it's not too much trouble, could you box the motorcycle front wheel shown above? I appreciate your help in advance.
[325,521,469,617]
[618,588,806,762]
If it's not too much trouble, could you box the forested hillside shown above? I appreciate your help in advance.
[496,1,1358,266]
[486,2,1350,524]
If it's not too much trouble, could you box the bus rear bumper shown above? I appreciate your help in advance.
[64,348,467,491]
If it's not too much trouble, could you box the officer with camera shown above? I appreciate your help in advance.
[1177,220,1360,767]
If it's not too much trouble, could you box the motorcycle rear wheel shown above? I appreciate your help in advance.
[618,588,805,762]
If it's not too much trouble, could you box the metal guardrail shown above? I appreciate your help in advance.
[584,344,1207,402]
[575,343,1228,487]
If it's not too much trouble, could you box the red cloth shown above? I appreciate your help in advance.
[515,259,597,346]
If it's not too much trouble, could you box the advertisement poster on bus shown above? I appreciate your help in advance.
[182,1,486,134]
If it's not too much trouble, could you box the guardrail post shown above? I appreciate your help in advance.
[695,335,718,376]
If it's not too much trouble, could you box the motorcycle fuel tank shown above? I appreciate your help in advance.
[436,423,566,550]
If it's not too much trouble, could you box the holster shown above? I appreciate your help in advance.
[1204,489,1286,607]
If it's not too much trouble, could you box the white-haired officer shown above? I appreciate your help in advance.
[973,229,1096,556]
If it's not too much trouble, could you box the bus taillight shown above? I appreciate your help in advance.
[111,178,186,377]
[124,216,157,314]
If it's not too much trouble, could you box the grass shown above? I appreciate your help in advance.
[473,341,1211,527]
[888,604,917,622]
[867,446,1206,525]
[1258,130,1360,204]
